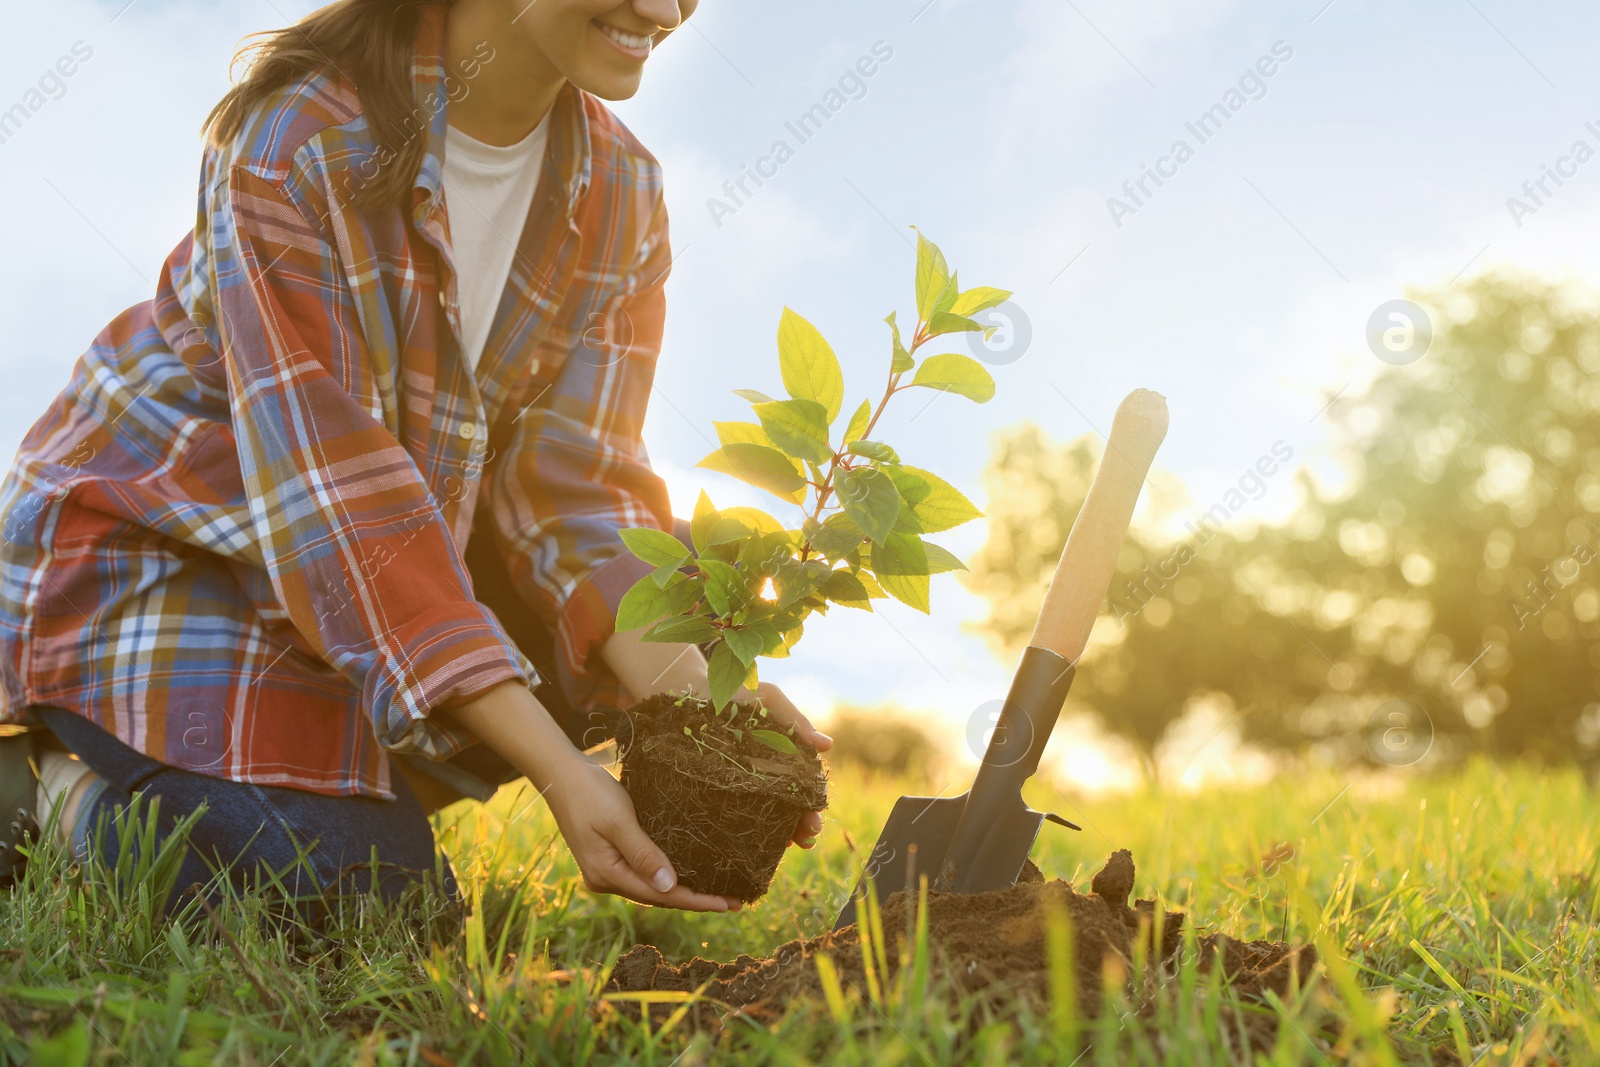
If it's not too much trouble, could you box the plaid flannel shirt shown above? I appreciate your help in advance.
[0,5,671,797]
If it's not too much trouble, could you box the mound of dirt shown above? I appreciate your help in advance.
[605,851,1317,1049]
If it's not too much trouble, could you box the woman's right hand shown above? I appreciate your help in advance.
[541,751,741,912]
[446,679,739,912]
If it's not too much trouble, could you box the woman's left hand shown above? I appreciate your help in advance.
[737,680,831,850]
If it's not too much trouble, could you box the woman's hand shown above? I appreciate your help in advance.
[542,750,742,912]
[446,679,739,912]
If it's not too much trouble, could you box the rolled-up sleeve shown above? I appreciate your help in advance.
[216,163,536,759]
[490,190,675,710]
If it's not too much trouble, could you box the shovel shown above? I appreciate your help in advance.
[835,388,1168,929]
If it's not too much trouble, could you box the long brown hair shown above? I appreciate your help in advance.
[203,0,446,211]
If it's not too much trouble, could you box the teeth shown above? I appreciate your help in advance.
[598,23,653,52]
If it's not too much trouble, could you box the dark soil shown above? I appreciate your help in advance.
[605,850,1317,1051]
[619,693,828,901]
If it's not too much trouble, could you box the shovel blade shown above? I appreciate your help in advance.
[834,793,964,931]
[833,791,1047,930]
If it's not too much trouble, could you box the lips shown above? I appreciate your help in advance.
[595,20,654,59]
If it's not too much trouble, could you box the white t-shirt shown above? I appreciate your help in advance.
[441,114,551,371]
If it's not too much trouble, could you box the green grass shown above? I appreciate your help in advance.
[3,758,1599,1065]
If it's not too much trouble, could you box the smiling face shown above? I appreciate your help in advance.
[509,0,699,100]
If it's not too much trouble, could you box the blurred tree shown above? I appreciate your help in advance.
[823,707,946,780]
[967,273,1600,767]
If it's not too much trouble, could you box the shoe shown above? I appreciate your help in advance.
[0,728,37,887]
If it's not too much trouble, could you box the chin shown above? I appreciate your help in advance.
[568,68,646,101]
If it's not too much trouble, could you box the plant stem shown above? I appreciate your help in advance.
[796,318,930,562]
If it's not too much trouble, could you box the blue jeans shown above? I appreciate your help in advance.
[35,706,457,912]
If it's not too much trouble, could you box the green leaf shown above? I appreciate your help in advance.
[697,558,744,617]
[617,572,695,632]
[885,311,913,374]
[777,308,845,423]
[914,229,951,322]
[751,728,799,755]
[619,526,690,569]
[891,501,924,534]
[873,531,930,577]
[772,557,821,609]
[803,558,833,583]
[857,570,888,599]
[884,465,931,505]
[650,561,681,588]
[750,619,786,654]
[782,620,805,651]
[753,398,834,464]
[922,540,966,574]
[714,420,775,448]
[821,568,873,610]
[843,398,872,444]
[733,388,777,404]
[934,271,961,316]
[738,528,786,574]
[718,506,788,535]
[690,490,716,554]
[950,286,1011,316]
[667,577,702,615]
[887,465,982,532]
[871,532,932,613]
[707,642,745,711]
[758,531,799,574]
[808,512,865,561]
[723,626,765,667]
[698,444,807,498]
[706,515,752,547]
[926,311,985,337]
[836,467,901,544]
[642,614,717,644]
[846,440,898,463]
[909,353,996,403]
[711,431,810,503]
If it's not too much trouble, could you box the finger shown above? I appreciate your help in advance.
[598,816,751,910]
[650,882,743,912]
[609,864,746,911]
[756,683,833,752]
[612,869,736,911]
[633,883,739,915]
[791,810,823,848]
[606,812,686,896]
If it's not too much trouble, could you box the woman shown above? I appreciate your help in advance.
[0,0,828,914]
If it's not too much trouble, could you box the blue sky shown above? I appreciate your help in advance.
[5,0,1600,782]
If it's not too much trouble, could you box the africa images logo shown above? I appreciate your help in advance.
[706,41,895,229]
[0,41,94,147]
[1106,41,1294,229]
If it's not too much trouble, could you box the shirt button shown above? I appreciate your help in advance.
[437,291,446,309]
[458,421,477,440]
[528,359,541,376]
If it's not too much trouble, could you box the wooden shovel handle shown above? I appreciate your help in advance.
[1028,389,1169,664]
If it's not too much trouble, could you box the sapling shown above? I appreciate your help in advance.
[616,231,1008,749]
